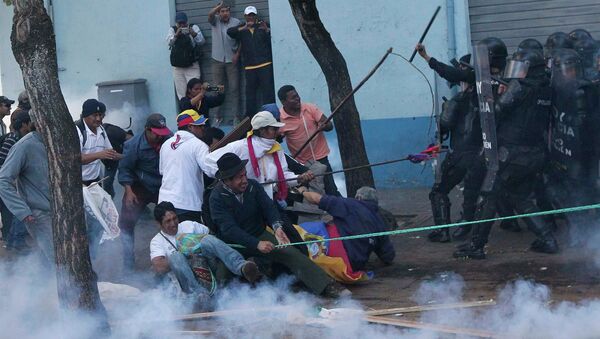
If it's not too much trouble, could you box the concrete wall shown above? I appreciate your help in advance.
[268,0,471,188]
[0,1,178,129]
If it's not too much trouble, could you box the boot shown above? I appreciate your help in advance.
[499,219,521,232]
[452,225,472,240]
[428,228,451,243]
[530,237,559,254]
[453,242,486,259]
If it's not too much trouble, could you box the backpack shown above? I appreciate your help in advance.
[170,26,197,68]
[75,119,107,148]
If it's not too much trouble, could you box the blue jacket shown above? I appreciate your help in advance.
[118,132,168,194]
[318,195,395,271]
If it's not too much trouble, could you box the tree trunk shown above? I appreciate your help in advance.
[288,0,375,197]
[10,0,109,334]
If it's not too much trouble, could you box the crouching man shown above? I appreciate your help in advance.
[150,201,260,298]
[209,153,350,298]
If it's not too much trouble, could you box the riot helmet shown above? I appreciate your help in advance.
[544,32,573,58]
[504,49,546,79]
[551,49,583,88]
[517,38,544,53]
[480,37,508,73]
[568,29,593,44]
[573,38,599,68]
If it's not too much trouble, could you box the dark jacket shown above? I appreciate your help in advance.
[118,132,167,195]
[428,57,475,84]
[179,93,225,116]
[210,179,282,249]
[318,195,395,271]
[227,23,272,67]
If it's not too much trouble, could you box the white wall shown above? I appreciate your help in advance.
[0,3,24,126]
[0,1,177,129]
[268,0,472,121]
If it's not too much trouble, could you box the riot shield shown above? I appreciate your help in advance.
[473,43,499,193]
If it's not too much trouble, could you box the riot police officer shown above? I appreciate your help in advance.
[545,49,600,243]
[454,49,559,259]
[416,38,507,242]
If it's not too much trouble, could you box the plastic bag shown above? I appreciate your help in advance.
[82,184,120,243]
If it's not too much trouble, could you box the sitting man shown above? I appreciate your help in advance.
[209,153,350,298]
[150,201,260,298]
[302,188,395,272]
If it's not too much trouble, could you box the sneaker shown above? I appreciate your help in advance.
[453,244,486,259]
[321,282,352,299]
[241,260,261,284]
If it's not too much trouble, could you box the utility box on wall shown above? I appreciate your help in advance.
[96,78,150,134]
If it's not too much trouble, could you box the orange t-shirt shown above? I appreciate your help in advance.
[279,103,330,164]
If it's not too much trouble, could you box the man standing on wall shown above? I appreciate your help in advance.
[208,2,241,125]
[227,6,275,118]
[168,11,206,100]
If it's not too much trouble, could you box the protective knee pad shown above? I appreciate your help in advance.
[430,191,451,225]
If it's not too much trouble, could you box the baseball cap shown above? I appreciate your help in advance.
[244,6,257,15]
[81,98,106,117]
[251,111,285,130]
[177,109,208,128]
[355,186,378,204]
[145,113,171,136]
[175,12,188,23]
[0,96,15,106]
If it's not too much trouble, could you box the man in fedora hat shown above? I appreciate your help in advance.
[209,152,351,298]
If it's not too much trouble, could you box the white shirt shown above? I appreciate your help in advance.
[159,131,209,211]
[166,25,205,47]
[77,123,113,181]
[149,220,210,260]
[204,136,298,199]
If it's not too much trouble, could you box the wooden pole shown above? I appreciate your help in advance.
[365,316,502,338]
[291,47,393,159]
[366,300,496,316]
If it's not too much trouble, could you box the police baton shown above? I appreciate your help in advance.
[409,6,442,63]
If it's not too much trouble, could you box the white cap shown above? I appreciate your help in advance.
[251,111,285,130]
[244,6,257,15]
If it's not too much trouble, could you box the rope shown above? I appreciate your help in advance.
[272,203,600,248]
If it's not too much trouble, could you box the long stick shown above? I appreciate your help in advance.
[365,300,496,316]
[291,47,393,159]
[409,6,442,62]
[261,156,411,185]
[365,316,501,338]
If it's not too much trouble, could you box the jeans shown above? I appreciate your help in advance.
[103,166,117,198]
[168,235,247,294]
[244,64,275,117]
[0,198,13,240]
[212,60,240,118]
[6,218,27,250]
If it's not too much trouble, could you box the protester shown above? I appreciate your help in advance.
[0,111,32,252]
[118,114,171,270]
[0,126,54,261]
[12,91,30,116]
[159,110,209,223]
[76,99,123,186]
[0,96,15,136]
[168,11,205,100]
[302,188,395,271]
[355,186,399,231]
[101,123,133,197]
[209,153,350,298]
[208,1,241,123]
[150,201,260,298]
[204,111,314,202]
[178,78,225,121]
[278,85,341,196]
[227,6,275,117]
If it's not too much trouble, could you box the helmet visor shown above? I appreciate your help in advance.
[504,60,529,79]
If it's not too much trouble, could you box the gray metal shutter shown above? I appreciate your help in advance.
[469,0,600,52]
[174,0,271,123]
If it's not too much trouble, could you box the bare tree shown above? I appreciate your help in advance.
[10,0,109,333]
[288,0,375,197]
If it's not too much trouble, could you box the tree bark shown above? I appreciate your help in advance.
[288,0,375,197]
[10,0,109,334]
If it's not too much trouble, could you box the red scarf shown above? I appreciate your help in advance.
[247,136,288,201]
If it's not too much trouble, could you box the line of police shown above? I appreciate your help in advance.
[416,29,600,259]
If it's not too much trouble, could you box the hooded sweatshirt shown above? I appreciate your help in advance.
[158,130,209,211]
